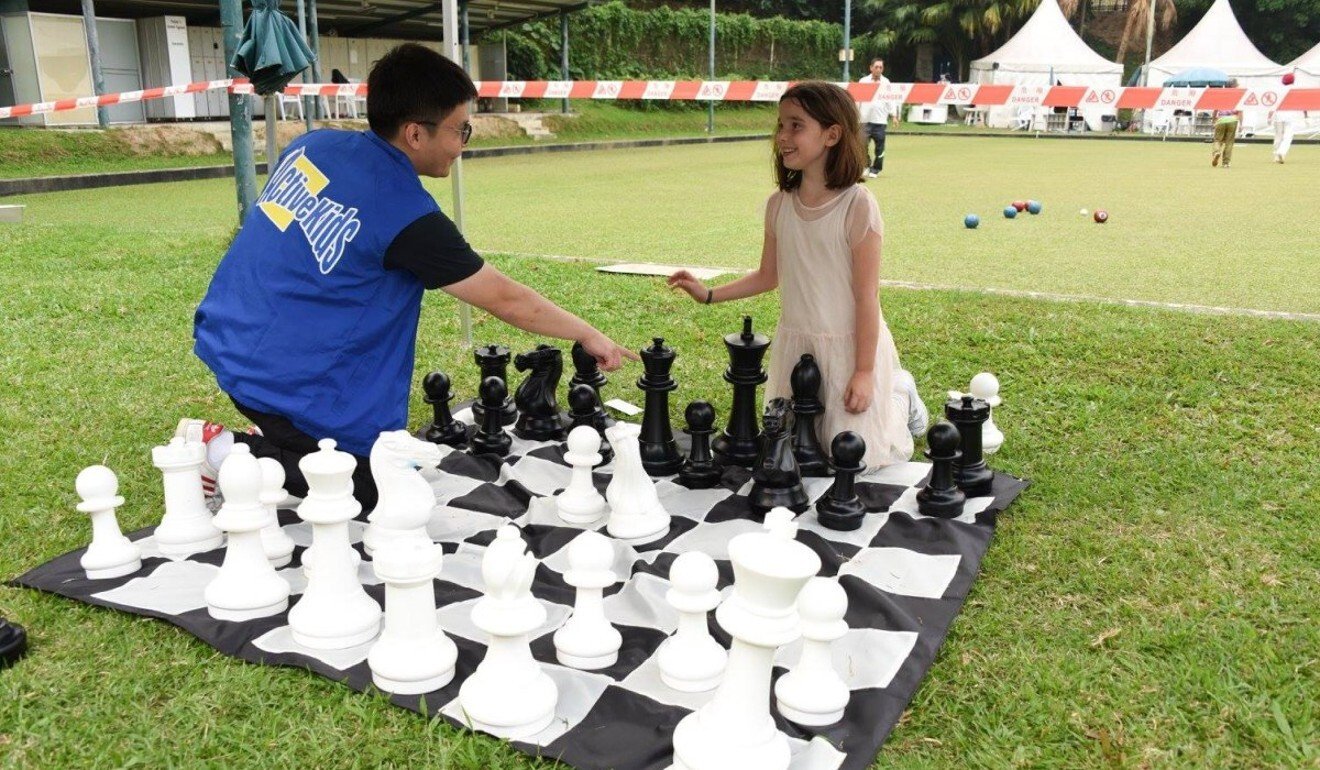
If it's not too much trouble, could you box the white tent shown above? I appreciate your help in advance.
[1147,0,1282,89]
[1287,41,1320,85]
[969,0,1122,129]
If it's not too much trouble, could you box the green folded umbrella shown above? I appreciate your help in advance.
[230,0,317,96]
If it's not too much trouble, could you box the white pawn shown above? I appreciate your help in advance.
[151,437,223,558]
[557,426,607,525]
[76,465,142,580]
[553,531,621,669]
[604,422,671,544]
[458,525,558,739]
[773,577,850,726]
[658,551,727,692]
[204,445,291,620]
[969,372,1004,455]
[257,458,296,568]
[368,541,458,694]
[289,439,382,649]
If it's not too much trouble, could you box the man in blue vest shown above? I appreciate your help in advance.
[187,43,634,510]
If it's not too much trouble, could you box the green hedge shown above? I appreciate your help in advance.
[490,1,842,82]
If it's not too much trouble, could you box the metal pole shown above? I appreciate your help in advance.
[265,93,278,175]
[842,0,851,82]
[460,1,471,72]
[1141,0,1157,86]
[220,0,258,222]
[308,0,323,119]
[443,0,472,346]
[707,0,715,134]
[80,0,109,128]
[560,10,570,115]
[296,0,312,131]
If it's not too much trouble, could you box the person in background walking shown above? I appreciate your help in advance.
[858,58,900,179]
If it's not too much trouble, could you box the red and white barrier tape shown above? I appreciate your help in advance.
[0,79,241,119]
[6,78,1318,120]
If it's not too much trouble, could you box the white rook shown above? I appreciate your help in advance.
[368,541,457,694]
[152,437,223,558]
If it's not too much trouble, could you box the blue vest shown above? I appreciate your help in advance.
[194,129,440,457]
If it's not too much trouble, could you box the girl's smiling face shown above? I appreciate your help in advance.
[776,98,841,173]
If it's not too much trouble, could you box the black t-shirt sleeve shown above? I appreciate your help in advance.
[382,211,484,289]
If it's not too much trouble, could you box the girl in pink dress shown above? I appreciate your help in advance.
[669,81,926,470]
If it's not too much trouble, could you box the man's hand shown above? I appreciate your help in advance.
[666,270,709,303]
[843,370,875,414]
[579,329,639,372]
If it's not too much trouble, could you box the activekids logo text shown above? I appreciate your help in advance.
[257,148,363,274]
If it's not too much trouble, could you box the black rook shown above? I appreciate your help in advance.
[945,394,994,496]
[472,344,517,427]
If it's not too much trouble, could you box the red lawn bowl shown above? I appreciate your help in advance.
[1012,200,1028,212]
[1094,210,1109,224]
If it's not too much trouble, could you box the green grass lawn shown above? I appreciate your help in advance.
[0,137,1317,768]
[6,134,1318,314]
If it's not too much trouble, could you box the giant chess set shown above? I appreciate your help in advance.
[14,317,1026,770]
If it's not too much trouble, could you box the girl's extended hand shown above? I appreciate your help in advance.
[843,370,875,414]
[666,270,708,303]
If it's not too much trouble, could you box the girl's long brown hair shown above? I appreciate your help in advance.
[773,81,868,192]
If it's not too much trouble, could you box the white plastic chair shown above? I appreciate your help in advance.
[1146,109,1173,137]
[1010,107,1034,131]
[277,92,302,120]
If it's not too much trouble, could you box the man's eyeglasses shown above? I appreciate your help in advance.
[416,120,473,145]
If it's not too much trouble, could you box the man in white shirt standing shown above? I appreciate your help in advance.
[858,57,900,179]
[1272,72,1299,164]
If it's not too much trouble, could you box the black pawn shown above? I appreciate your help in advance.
[638,337,682,476]
[748,398,809,515]
[513,344,566,441]
[945,394,994,496]
[816,431,867,531]
[916,422,966,518]
[473,344,517,427]
[567,383,612,465]
[679,401,722,489]
[469,376,512,457]
[712,316,771,468]
[0,616,26,669]
[789,354,831,477]
[421,371,467,447]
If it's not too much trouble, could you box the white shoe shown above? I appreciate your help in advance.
[894,370,929,437]
[865,170,878,179]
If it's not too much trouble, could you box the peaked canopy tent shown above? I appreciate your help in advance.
[1145,0,1282,98]
[968,0,1122,130]
[1286,41,1320,86]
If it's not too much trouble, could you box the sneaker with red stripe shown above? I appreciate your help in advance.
[174,419,228,496]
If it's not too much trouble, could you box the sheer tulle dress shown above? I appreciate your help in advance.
[763,184,913,469]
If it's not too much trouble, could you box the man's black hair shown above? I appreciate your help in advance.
[367,43,477,139]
